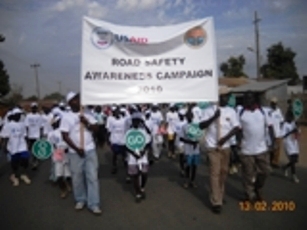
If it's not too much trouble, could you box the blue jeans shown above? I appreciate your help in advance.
[68,149,100,210]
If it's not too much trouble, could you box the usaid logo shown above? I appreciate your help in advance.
[91,27,148,49]
[91,27,113,49]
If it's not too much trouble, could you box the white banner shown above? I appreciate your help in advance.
[81,16,218,105]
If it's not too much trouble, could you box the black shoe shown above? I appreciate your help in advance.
[212,205,222,214]
[111,168,117,174]
[149,160,154,166]
[135,194,142,203]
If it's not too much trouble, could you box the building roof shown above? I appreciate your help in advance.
[232,79,289,93]
[218,77,252,88]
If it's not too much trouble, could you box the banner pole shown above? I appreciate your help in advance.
[80,106,85,149]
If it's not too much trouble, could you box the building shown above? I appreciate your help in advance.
[231,79,289,111]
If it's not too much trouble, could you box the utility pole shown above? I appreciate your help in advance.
[30,63,41,102]
[57,81,62,95]
[253,11,261,80]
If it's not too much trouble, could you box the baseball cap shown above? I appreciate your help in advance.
[12,108,23,115]
[66,92,78,103]
[31,102,38,107]
[131,112,143,120]
[270,97,278,103]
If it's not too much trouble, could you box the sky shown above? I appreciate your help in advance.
[0,0,306,97]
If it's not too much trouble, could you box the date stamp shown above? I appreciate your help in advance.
[239,201,296,212]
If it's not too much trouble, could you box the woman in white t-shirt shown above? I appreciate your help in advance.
[1,108,31,186]
[281,111,300,183]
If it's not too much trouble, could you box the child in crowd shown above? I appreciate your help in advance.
[180,111,200,188]
[282,111,300,183]
[48,116,72,197]
[126,112,151,203]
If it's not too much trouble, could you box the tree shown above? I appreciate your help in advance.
[0,60,11,98]
[25,95,38,101]
[220,55,248,77]
[44,92,64,101]
[261,42,299,83]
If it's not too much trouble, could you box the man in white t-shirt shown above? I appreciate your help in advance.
[60,92,101,215]
[150,104,164,159]
[268,97,284,167]
[199,89,240,214]
[238,92,275,202]
[25,102,43,170]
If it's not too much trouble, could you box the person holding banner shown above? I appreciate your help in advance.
[60,92,101,215]
[199,88,240,214]
[125,112,151,203]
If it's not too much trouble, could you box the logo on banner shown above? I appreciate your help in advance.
[184,26,207,48]
[91,27,148,49]
[91,27,113,49]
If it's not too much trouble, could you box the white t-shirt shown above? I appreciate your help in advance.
[48,128,67,149]
[202,105,240,149]
[150,111,163,126]
[108,116,127,145]
[126,128,151,165]
[59,111,97,153]
[192,106,203,123]
[42,113,54,136]
[1,121,28,155]
[282,122,299,155]
[269,108,284,138]
[25,113,43,139]
[175,119,187,148]
[239,108,272,155]
[166,111,179,134]
[180,123,200,155]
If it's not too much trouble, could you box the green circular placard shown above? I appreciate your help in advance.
[187,123,203,140]
[292,98,303,119]
[125,129,146,152]
[32,140,53,160]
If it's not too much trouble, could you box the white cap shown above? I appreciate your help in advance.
[169,103,175,108]
[111,106,117,111]
[179,108,186,115]
[12,108,23,115]
[131,112,143,120]
[66,92,78,103]
[66,106,71,111]
[59,102,65,107]
[51,115,61,124]
[31,102,38,107]
[145,110,151,115]
[152,103,158,107]
[120,107,126,112]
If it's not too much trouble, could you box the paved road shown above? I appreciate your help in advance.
[0,147,306,230]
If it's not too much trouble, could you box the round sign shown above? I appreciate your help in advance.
[292,98,303,119]
[187,123,203,140]
[198,102,210,110]
[125,129,146,152]
[228,94,236,108]
[32,140,53,160]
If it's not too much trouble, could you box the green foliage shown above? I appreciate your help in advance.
[25,95,38,101]
[0,60,11,98]
[261,42,299,83]
[44,92,64,101]
[219,55,248,78]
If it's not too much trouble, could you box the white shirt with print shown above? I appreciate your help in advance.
[282,122,299,155]
[59,111,97,153]
[202,105,239,149]
[25,113,43,139]
[269,107,284,138]
[108,116,127,145]
[1,121,28,155]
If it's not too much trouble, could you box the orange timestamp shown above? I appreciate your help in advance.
[239,201,296,212]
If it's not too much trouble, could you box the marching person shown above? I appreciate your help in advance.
[93,105,106,147]
[60,92,101,215]
[199,88,240,214]
[237,91,275,202]
[179,111,200,189]
[150,104,163,160]
[175,109,187,176]
[166,104,179,158]
[1,108,31,186]
[281,111,300,183]
[268,97,284,168]
[25,102,43,170]
[107,106,128,175]
[125,112,151,203]
[48,116,72,198]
